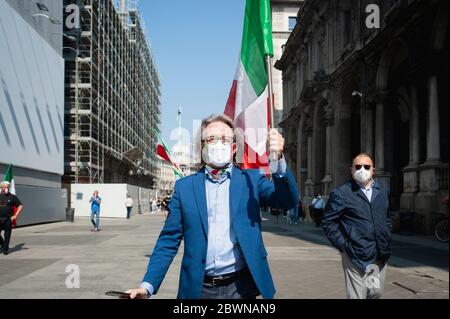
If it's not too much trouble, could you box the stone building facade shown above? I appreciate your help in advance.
[271,0,304,126]
[275,0,449,233]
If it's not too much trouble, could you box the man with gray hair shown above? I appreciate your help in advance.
[127,114,299,299]
[0,181,24,255]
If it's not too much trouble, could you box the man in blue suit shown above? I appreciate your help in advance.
[127,114,299,299]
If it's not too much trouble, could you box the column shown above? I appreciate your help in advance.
[304,125,315,198]
[409,84,420,166]
[375,99,385,170]
[323,107,334,196]
[307,134,313,183]
[325,125,333,176]
[416,76,442,234]
[401,84,421,211]
[374,92,390,192]
[304,128,315,223]
[426,76,441,163]
[362,104,374,155]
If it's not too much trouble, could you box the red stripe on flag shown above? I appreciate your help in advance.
[224,80,238,119]
[157,144,172,163]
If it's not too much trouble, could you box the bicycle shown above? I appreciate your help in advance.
[435,217,449,242]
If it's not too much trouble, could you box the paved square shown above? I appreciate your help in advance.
[0,212,447,299]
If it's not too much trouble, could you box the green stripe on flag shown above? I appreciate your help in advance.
[3,164,13,182]
[3,164,16,195]
[241,0,273,96]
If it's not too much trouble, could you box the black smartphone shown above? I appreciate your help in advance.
[105,291,131,298]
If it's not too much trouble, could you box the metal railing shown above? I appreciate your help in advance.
[437,164,449,190]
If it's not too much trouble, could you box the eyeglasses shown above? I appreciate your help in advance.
[202,136,235,146]
[354,164,371,171]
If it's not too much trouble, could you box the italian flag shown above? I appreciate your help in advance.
[3,164,18,228]
[3,164,15,195]
[155,131,185,179]
[224,0,273,171]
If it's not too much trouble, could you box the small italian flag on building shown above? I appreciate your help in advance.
[154,131,185,179]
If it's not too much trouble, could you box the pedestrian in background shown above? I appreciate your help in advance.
[89,191,102,232]
[298,198,305,223]
[0,181,23,255]
[270,207,283,224]
[311,193,325,227]
[288,199,299,225]
[151,198,157,214]
[322,153,392,299]
[125,195,134,220]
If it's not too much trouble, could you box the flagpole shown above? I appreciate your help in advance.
[266,55,275,130]
[266,55,278,162]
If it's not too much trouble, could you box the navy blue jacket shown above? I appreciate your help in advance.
[142,165,299,299]
[322,180,392,271]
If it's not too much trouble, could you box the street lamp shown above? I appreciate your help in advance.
[32,13,62,25]
[129,163,144,215]
[33,1,49,12]
[53,33,78,42]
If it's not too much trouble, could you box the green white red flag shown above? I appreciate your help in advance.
[155,131,185,179]
[224,0,274,171]
[3,164,15,195]
[3,164,18,228]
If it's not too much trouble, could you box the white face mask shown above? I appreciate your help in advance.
[353,168,372,184]
[2,188,9,195]
[203,141,232,168]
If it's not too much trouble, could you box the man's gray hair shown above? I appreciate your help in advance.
[193,114,237,166]
[200,114,234,139]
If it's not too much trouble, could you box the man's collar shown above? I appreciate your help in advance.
[205,164,233,181]
[358,178,377,190]
[352,178,379,191]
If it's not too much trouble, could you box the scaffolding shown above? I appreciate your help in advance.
[63,0,161,188]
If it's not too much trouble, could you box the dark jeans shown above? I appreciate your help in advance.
[126,207,132,219]
[0,218,12,251]
[313,208,323,227]
[200,268,260,299]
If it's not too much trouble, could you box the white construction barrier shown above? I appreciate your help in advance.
[70,184,155,218]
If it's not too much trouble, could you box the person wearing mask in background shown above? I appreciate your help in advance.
[322,153,392,299]
[126,114,299,299]
[0,181,23,255]
[89,191,102,232]
[311,193,325,227]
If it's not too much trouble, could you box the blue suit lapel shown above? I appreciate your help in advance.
[230,166,244,220]
[352,180,370,203]
[371,183,381,202]
[193,168,208,237]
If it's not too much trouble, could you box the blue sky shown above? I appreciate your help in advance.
[140,0,246,149]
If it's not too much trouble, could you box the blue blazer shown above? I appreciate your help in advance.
[142,165,299,299]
